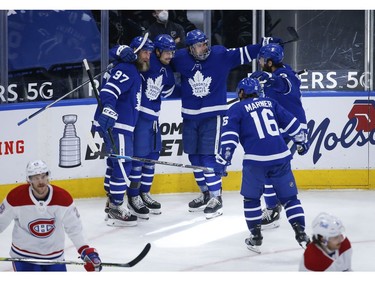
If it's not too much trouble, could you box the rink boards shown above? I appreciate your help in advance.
[0,91,375,199]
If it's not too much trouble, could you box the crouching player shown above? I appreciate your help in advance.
[299,212,352,271]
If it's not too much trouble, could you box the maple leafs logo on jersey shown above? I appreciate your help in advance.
[188,71,212,98]
[145,75,164,101]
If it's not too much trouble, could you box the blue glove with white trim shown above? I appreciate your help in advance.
[260,37,283,46]
[293,130,310,155]
[98,104,118,132]
[250,71,275,88]
[110,45,137,62]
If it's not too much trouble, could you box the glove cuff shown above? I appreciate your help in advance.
[78,245,90,255]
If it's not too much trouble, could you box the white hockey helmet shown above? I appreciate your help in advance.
[26,160,50,182]
[312,212,345,239]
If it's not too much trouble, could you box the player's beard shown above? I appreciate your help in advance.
[136,60,150,72]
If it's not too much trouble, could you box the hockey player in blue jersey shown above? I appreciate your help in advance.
[125,34,178,219]
[170,29,281,219]
[214,77,310,252]
[93,35,154,227]
[250,43,310,229]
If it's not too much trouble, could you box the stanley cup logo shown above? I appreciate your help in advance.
[59,114,81,168]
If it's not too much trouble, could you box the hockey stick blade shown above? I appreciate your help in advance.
[133,32,149,53]
[0,243,151,268]
[280,26,300,45]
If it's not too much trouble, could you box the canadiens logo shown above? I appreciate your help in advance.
[29,218,56,238]
[188,71,212,98]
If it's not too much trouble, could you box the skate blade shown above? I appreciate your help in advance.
[246,244,261,254]
[205,209,223,220]
[261,221,280,230]
[106,218,138,227]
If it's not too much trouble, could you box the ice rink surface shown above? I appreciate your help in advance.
[1,189,375,279]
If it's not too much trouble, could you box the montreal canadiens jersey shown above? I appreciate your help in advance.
[171,44,261,120]
[0,184,87,260]
[263,64,307,130]
[139,53,176,121]
[299,237,352,271]
[220,97,302,166]
[93,61,142,135]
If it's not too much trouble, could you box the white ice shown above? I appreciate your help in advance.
[1,189,375,278]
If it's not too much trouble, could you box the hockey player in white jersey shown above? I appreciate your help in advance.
[299,212,352,271]
[250,43,310,229]
[214,77,310,253]
[170,29,282,219]
[0,160,101,271]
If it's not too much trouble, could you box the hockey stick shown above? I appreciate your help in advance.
[280,26,300,46]
[17,63,115,126]
[0,243,151,268]
[227,69,307,105]
[87,133,215,173]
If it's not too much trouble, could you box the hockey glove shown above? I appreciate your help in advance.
[213,155,228,177]
[260,37,284,46]
[79,246,102,272]
[293,130,310,156]
[110,45,137,62]
[250,71,275,88]
[98,104,118,132]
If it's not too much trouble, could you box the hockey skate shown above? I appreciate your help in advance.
[141,192,161,215]
[188,191,210,212]
[261,203,282,230]
[245,225,263,254]
[106,202,138,227]
[128,195,150,220]
[203,196,223,219]
[292,222,311,249]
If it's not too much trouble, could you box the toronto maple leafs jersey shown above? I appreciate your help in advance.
[139,53,176,121]
[93,61,142,135]
[0,184,87,260]
[220,97,302,166]
[264,64,307,131]
[299,237,352,271]
[171,44,261,120]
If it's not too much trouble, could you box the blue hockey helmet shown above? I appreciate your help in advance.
[186,29,208,46]
[186,29,211,60]
[258,43,284,64]
[130,36,154,52]
[154,34,176,51]
[236,77,264,98]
